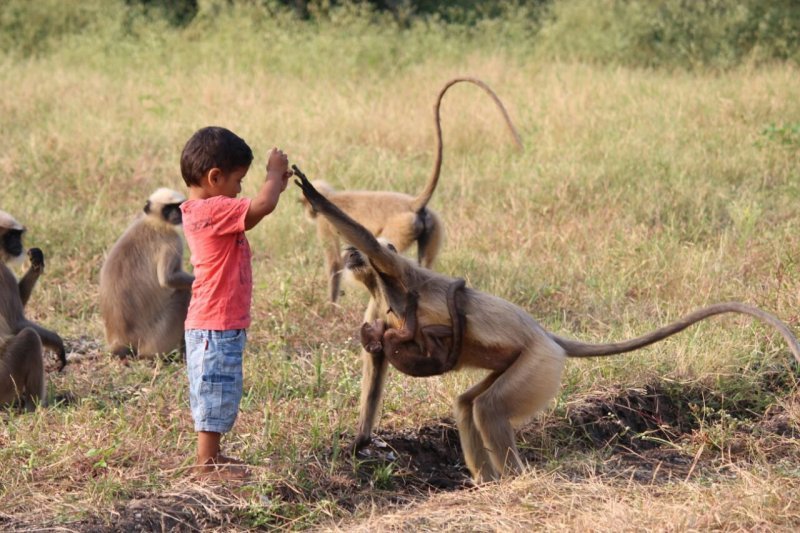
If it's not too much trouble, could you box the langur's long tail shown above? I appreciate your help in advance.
[549,302,800,364]
[411,77,524,212]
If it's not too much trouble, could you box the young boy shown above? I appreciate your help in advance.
[179,126,291,479]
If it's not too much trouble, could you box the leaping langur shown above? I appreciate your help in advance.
[99,188,194,359]
[300,77,524,303]
[1,210,66,409]
[294,168,800,484]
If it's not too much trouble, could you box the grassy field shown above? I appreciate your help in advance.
[2,5,800,531]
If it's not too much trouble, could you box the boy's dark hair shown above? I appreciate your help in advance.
[180,126,254,186]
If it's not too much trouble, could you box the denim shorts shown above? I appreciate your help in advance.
[185,329,247,433]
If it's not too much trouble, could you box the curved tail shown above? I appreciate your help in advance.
[549,302,800,365]
[411,77,524,212]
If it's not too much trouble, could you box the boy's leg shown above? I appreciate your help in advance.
[197,431,222,465]
[196,431,244,465]
[195,431,248,479]
[186,329,249,479]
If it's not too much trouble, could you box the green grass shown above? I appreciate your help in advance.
[2,3,800,530]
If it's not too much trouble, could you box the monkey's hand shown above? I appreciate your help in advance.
[351,433,373,454]
[28,248,45,271]
[360,319,386,353]
[293,165,326,211]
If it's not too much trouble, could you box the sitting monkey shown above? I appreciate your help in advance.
[1,209,65,409]
[99,188,194,359]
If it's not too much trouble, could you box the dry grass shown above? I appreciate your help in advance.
[328,464,800,532]
[2,10,800,531]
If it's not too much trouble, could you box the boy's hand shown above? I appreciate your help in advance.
[266,147,292,192]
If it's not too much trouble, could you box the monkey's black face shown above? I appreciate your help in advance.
[144,200,184,225]
[343,245,379,288]
[162,203,184,225]
[344,241,397,272]
[2,229,24,259]
[344,246,367,270]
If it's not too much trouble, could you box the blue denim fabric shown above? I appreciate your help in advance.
[185,329,246,433]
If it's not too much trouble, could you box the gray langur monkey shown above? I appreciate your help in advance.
[1,210,66,410]
[300,77,524,303]
[294,169,800,484]
[99,188,194,359]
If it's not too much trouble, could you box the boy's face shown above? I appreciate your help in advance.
[209,166,249,198]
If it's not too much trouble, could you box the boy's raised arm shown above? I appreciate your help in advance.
[245,147,291,230]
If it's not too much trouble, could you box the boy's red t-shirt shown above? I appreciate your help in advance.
[181,196,253,330]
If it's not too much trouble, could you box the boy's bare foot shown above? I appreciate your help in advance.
[192,456,251,481]
[216,454,245,465]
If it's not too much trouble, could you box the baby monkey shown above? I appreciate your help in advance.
[360,274,467,377]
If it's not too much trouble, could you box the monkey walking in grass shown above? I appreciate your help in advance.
[179,126,293,481]
[294,166,800,484]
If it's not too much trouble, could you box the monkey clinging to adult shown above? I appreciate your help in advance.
[0,209,67,373]
[294,168,800,484]
[300,77,523,303]
[99,188,194,359]
[359,274,467,377]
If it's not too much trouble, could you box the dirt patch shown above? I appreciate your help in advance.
[7,494,213,532]
[556,384,699,452]
[40,379,798,531]
[354,421,471,491]
[323,381,798,493]
[259,421,472,519]
[79,496,208,532]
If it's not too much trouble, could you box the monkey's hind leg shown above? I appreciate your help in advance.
[472,343,566,479]
[417,208,443,269]
[0,328,46,411]
[454,372,502,483]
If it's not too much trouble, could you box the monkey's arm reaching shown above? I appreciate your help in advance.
[293,166,397,273]
[156,245,194,290]
[17,248,44,307]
